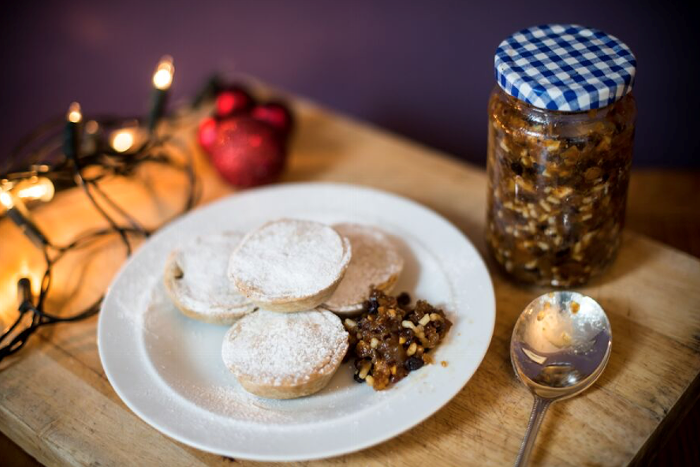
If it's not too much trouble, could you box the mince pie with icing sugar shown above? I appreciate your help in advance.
[221,309,349,399]
[228,219,352,312]
[163,232,256,325]
[321,223,404,316]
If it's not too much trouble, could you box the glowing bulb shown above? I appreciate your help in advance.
[85,120,100,135]
[0,190,13,209]
[19,261,42,296]
[111,130,135,153]
[0,186,48,247]
[152,56,174,90]
[67,102,82,123]
[13,177,55,203]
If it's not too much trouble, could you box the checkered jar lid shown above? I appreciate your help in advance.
[494,24,636,111]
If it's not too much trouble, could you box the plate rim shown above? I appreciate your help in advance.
[97,181,495,461]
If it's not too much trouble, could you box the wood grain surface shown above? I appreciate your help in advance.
[1,98,699,467]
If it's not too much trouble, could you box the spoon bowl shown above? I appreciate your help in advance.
[510,291,612,466]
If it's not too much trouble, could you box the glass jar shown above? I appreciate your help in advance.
[486,24,637,286]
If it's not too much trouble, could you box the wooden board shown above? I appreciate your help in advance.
[1,96,699,467]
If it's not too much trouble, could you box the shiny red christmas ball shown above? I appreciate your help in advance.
[209,116,286,188]
[215,86,254,118]
[197,116,218,154]
[251,102,293,135]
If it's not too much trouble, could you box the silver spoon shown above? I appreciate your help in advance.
[510,291,612,466]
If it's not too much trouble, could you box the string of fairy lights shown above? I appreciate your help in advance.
[0,56,205,363]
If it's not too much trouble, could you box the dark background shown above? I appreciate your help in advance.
[1,1,697,168]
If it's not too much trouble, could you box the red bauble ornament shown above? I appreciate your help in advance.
[251,102,294,135]
[209,116,286,188]
[215,86,254,118]
[198,83,293,188]
[197,116,218,154]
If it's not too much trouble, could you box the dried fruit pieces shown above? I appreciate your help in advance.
[344,289,452,391]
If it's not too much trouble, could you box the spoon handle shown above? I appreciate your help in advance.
[514,396,551,467]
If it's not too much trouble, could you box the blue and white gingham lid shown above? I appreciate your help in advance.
[495,24,636,111]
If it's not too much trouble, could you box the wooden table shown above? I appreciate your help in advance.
[1,96,699,466]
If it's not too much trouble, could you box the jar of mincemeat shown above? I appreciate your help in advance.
[486,24,637,286]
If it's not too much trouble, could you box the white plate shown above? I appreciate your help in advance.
[98,182,495,461]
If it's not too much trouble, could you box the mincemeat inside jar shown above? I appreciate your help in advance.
[486,24,637,286]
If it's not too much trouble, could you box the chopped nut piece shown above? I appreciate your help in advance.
[544,140,561,151]
[561,332,572,346]
[418,314,431,326]
[358,360,371,379]
[585,167,602,181]
[406,342,417,356]
[582,231,597,245]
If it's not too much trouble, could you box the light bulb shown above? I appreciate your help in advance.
[153,56,174,90]
[111,129,135,153]
[67,102,82,123]
[0,190,14,210]
[0,186,49,247]
[85,120,100,135]
[13,177,55,203]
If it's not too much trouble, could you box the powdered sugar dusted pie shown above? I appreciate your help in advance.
[222,309,349,399]
[321,223,404,315]
[164,232,256,325]
[228,219,352,312]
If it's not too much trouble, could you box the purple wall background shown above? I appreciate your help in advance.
[1,1,697,168]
